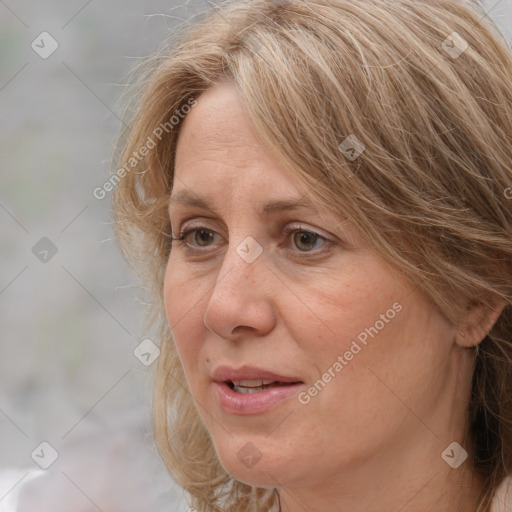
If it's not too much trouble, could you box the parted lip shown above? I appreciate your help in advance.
[212,365,303,384]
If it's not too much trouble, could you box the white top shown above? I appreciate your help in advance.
[491,475,512,512]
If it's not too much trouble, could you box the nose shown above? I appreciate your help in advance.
[202,239,276,341]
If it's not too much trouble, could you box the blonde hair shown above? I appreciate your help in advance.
[112,0,512,510]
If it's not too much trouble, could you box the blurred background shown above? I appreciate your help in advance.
[0,1,511,511]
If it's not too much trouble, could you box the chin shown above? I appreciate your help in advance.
[223,464,281,489]
[213,439,292,488]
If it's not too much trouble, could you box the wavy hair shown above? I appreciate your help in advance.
[112,0,512,510]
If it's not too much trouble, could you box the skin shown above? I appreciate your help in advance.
[163,81,503,512]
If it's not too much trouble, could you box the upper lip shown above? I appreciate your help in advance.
[212,365,303,384]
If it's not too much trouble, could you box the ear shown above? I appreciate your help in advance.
[456,297,507,348]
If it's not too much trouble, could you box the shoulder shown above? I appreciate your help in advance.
[491,475,512,512]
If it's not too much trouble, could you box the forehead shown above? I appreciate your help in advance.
[175,81,262,161]
[173,82,308,198]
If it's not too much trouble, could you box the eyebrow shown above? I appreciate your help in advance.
[168,189,318,216]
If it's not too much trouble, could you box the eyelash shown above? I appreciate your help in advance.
[169,224,336,259]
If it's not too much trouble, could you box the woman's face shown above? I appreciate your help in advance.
[164,82,468,493]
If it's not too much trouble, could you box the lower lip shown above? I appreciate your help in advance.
[214,382,304,415]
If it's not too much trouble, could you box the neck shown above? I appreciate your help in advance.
[277,456,487,512]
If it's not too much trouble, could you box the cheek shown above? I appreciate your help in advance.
[301,272,454,436]
[163,261,184,332]
[288,259,450,412]
[163,262,207,374]
[288,261,406,361]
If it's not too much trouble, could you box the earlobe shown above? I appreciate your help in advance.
[457,328,481,348]
[456,298,507,348]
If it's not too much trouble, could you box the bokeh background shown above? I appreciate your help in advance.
[1,1,511,511]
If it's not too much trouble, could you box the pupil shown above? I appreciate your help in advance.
[196,229,213,246]
[295,231,316,251]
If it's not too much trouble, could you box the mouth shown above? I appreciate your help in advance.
[212,365,304,414]
[226,379,303,394]
[213,365,304,390]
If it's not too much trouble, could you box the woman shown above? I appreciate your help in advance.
[113,0,512,510]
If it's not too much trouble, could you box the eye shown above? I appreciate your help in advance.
[183,228,216,247]
[169,223,336,258]
[170,227,216,250]
[285,226,326,252]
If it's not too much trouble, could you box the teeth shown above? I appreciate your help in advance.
[232,385,268,394]
[228,379,298,394]
[226,379,299,393]
[232,379,275,387]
